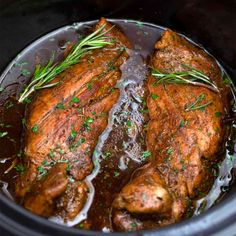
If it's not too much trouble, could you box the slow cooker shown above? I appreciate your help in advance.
[0,0,235,235]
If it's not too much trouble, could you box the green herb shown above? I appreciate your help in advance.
[37,166,47,176]
[21,69,30,76]
[114,171,120,177]
[141,150,151,161]
[56,103,66,109]
[83,116,94,130]
[31,124,39,133]
[0,123,11,128]
[222,73,232,85]
[215,112,221,117]
[140,109,149,114]
[180,119,187,127]
[0,87,4,92]
[164,157,171,162]
[18,25,114,103]
[78,223,84,229]
[151,93,158,100]
[87,83,93,91]
[49,150,55,157]
[15,164,25,173]
[70,126,77,139]
[167,148,173,155]
[69,137,85,151]
[42,160,51,166]
[91,111,96,115]
[152,65,219,92]
[5,101,14,109]
[69,97,80,106]
[102,151,111,159]
[127,120,133,127]
[0,131,8,138]
[185,94,212,111]
[23,97,32,104]
[66,164,72,172]
[22,118,26,126]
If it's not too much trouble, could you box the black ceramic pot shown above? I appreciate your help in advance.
[0,1,235,235]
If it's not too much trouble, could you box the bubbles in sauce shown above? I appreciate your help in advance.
[0,19,235,231]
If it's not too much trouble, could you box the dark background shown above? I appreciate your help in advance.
[0,0,235,77]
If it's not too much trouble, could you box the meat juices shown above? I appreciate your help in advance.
[112,30,227,231]
[15,18,131,220]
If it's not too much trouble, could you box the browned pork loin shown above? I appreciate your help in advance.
[112,30,228,231]
[15,17,131,220]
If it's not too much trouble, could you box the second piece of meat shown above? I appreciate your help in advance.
[112,29,228,231]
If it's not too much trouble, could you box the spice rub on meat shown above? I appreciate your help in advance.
[112,29,227,231]
[15,17,131,220]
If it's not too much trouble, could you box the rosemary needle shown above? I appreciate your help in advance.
[185,94,212,111]
[152,65,219,93]
[18,24,114,103]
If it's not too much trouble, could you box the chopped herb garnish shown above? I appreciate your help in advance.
[23,97,32,104]
[22,118,26,126]
[151,93,159,100]
[0,131,8,138]
[215,112,221,117]
[37,166,47,176]
[15,164,26,173]
[49,150,55,157]
[222,73,232,85]
[140,109,149,114]
[69,137,85,151]
[180,119,187,127]
[31,124,39,133]
[77,137,86,145]
[83,116,94,130]
[21,69,30,76]
[127,120,133,127]
[56,103,66,109]
[70,127,77,139]
[0,123,11,128]
[66,164,72,172]
[69,97,80,106]
[0,87,4,92]
[87,83,92,91]
[102,151,111,159]
[141,150,151,161]
[5,101,14,109]
[164,157,171,162]
[42,160,51,166]
[167,148,173,155]
[114,171,120,177]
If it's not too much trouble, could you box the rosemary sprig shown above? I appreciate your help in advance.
[18,25,114,103]
[185,93,212,111]
[152,65,219,93]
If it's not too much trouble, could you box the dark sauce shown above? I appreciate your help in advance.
[0,19,235,232]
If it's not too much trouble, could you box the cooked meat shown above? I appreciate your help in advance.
[15,17,131,220]
[112,29,227,231]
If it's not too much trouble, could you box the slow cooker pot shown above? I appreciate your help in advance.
[0,0,235,235]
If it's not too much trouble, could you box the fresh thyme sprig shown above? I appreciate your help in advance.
[152,65,219,93]
[185,93,212,111]
[18,25,114,103]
